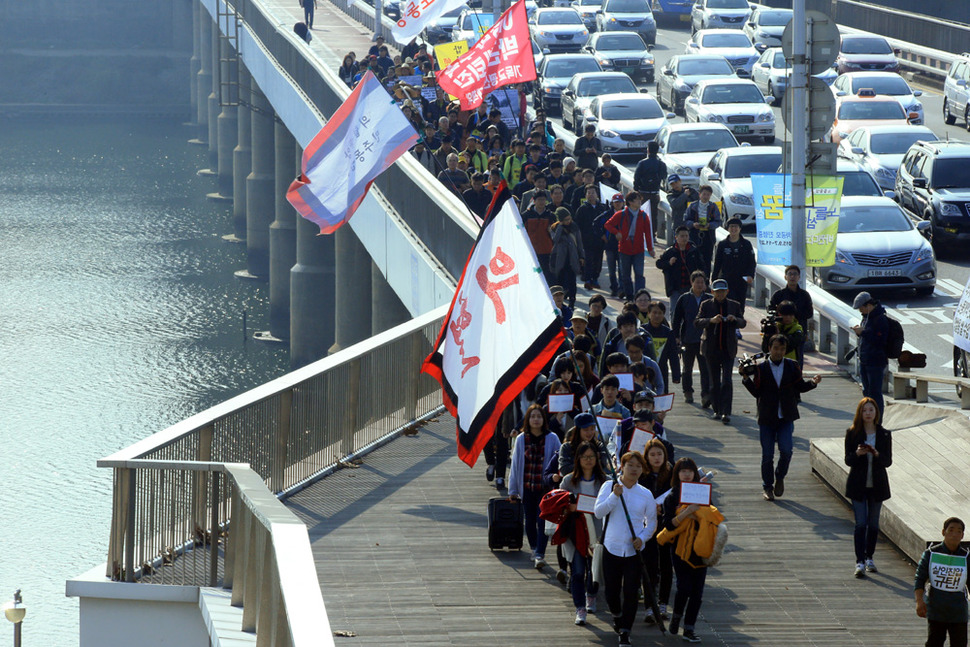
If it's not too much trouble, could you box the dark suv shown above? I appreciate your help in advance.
[895,140,970,252]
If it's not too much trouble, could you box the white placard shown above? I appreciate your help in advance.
[954,274,970,354]
[679,482,712,506]
[655,489,671,505]
[548,393,574,413]
[576,494,596,514]
[597,416,619,436]
[615,372,634,391]
[653,393,675,412]
[630,428,655,454]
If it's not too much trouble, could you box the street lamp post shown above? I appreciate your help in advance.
[3,590,25,647]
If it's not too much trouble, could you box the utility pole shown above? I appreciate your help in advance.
[790,0,807,284]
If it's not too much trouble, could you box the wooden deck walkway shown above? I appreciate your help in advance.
[284,371,931,646]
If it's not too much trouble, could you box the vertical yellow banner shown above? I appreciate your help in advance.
[434,40,469,70]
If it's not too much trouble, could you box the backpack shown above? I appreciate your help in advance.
[885,317,904,360]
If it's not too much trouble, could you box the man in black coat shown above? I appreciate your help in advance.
[665,174,697,230]
[695,279,746,424]
[741,334,821,501]
[712,217,756,313]
[633,141,666,237]
[656,225,705,317]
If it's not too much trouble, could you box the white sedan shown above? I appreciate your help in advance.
[837,124,937,192]
[832,71,925,125]
[580,93,675,157]
[685,29,760,75]
[684,78,776,143]
[699,145,783,225]
[656,122,740,189]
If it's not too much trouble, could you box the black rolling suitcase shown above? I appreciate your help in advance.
[487,497,523,550]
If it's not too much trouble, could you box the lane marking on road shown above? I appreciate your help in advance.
[887,307,952,325]
[935,278,966,298]
[940,333,955,344]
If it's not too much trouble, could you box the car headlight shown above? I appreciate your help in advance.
[600,128,619,138]
[727,193,753,206]
[642,57,654,65]
[543,86,561,93]
[874,167,895,180]
[598,58,611,66]
[707,114,724,122]
[674,165,693,176]
[581,29,588,36]
[758,111,773,122]
[941,202,962,216]
[907,102,922,112]
[609,17,617,22]
[835,249,853,265]
[914,243,934,263]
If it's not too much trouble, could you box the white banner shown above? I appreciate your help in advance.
[954,274,970,354]
[392,0,469,42]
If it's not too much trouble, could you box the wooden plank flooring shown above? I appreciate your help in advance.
[285,373,932,645]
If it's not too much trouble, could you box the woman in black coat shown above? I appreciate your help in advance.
[844,397,892,578]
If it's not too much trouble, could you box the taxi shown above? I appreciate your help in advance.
[828,88,918,144]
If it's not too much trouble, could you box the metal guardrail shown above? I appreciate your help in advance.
[97,307,447,644]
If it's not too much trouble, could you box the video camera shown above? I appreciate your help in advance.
[760,305,782,338]
[738,352,766,377]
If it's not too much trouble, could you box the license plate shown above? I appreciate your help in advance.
[627,140,648,148]
[867,269,902,277]
[733,125,750,134]
[621,67,636,74]
[680,13,691,21]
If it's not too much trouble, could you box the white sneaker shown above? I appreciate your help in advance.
[534,556,547,570]
[575,608,587,625]
[586,595,597,613]
[865,558,877,573]
[854,562,865,578]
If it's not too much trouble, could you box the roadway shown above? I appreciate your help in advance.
[536,20,969,373]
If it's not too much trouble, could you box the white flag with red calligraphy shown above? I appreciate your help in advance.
[422,198,565,467]
[392,0,468,42]
[435,0,537,111]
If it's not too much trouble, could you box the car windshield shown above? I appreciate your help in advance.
[725,153,783,178]
[838,100,905,120]
[771,52,787,68]
[758,11,791,26]
[850,76,910,96]
[602,99,664,120]
[701,84,765,104]
[701,33,752,48]
[538,10,583,24]
[838,171,882,196]
[605,0,649,12]
[932,159,970,189]
[580,0,600,5]
[869,132,932,155]
[460,13,487,28]
[598,34,645,50]
[707,0,748,8]
[838,205,912,233]
[578,77,636,96]
[678,58,734,76]
[546,58,600,76]
[666,129,738,153]
[841,37,892,55]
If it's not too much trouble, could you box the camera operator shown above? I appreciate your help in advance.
[769,265,814,365]
[695,278,746,424]
[760,301,804,362]
[740,334,821,501]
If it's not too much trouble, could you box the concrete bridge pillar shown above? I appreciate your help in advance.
[371,262,411,335]
[332,228,373,353]
[210,35,237,201]
[228,66,251,243]
[203,20,220,174]
[188,1,201,125]
[192,12,212,146]
[267,122,298,340]
[237,80,274,280]
[290,146,336,369]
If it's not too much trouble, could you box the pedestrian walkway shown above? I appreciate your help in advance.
[285,371,925,646]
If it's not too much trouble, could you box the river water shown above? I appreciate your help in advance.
[0,118,290,645]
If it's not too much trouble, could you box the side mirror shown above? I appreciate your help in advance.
[586,115,598,122]
[760,62,770,68]
[687,97,699,104]
[916,220,931,235]
[563,89,574,97]
[765,95,774,104]
[640,88,650,93]
[663,68,674,76]
[913,177,927,189]
[708,173,721,182]
[747,21,755,28]
[851,146,864,155]
[958,79,968,88]
[666,112,676,119]
[647,44,654,52]
[883,189,896,200]
[893,48,901,55]
[914,90,922,97]
[543,47,551,54]
[836,90,846,96]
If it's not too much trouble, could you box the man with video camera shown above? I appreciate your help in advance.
[740,334,822,501]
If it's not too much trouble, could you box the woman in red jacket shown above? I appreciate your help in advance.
[604,192,655,301]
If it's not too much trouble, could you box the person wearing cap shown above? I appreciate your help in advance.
[634,141,667,237]
[461,135,488,174]
[523,189,555,281]
[550,208,585,308]
[467,102,491,139]
[666,174,698,229]
[502,139,528,187]
[529,108,556,149]
[712,217,757,313]
[656,225,705,319]
[548,284,574,328]
[556,412,612,477]
[605,192,656,301]
[695,278,747,424]
[410,138,436,175]
[851,291,890,415]
[569,311,599,357]
[673,270,713,406]
[684,185,722,274]
[576,185,610,290]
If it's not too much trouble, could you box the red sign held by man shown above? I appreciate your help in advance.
[435,0,537,111]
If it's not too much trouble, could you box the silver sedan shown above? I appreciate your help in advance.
[580,93,675,157]
[837,125,938,192]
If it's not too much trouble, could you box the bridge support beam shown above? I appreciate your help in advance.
[263,122,297,341]
[229,66,251,243]
[188,0,201,127]
[203,20,220,174]
[238,81,274,280]
[192,11,212,146]
[332,228,373,353]
[371,262,411,335]
[210,35,237,201]
[290,142,336,369]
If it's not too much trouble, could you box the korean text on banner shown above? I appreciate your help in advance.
[751,174,843,267]
[392,0,468,42]
[421,199,565,467]
[286,72,419,234]
[436,0,537,111]
[434,40,469,71]
[953,274,970,354]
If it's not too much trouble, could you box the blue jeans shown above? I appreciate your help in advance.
[618,251,645,297]
[859,363,886,416]
[852,496,883,562]
[522,489,548,558]
[569,547,593,609]
[760,420,794,489]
